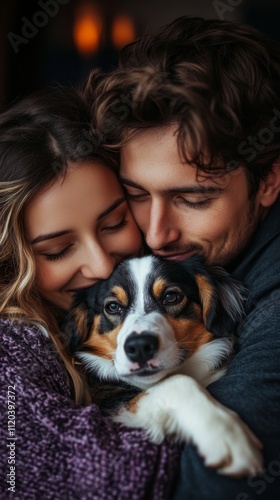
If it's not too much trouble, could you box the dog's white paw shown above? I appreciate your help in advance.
[190,406,263,477]
[113,375,263,478]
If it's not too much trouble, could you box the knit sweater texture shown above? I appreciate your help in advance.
[0,319,180,499]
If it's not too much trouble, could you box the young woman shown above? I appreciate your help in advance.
[0,87,180,499]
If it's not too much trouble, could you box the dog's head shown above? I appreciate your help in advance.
[65,255,244,388]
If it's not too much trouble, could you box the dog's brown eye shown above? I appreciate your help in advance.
[105,301,122,314]
[163,292,182,305]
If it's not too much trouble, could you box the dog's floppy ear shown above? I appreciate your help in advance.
[196,265,245,337]
[181,257,245,337]
[64,284,101,354]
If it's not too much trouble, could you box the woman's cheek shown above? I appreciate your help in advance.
[34,260,63,291]
[123,224,143,254]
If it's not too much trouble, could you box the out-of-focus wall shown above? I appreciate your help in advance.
[0,0,279,108]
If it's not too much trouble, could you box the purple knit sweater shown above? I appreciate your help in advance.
[0,319,180,499]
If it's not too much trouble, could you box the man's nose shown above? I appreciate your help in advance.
[145,200,180,250]
[80,244,115,280]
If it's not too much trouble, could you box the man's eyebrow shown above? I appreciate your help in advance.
[31,197,126,244]
[120,177,223,194]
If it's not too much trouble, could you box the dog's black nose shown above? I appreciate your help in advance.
[124,332,159,364]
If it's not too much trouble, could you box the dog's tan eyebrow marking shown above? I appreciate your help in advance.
[166,317,213,355]
[83,323,122,360]
[111,285,128,305]
[195,274,214,322]
[152,278,167,299]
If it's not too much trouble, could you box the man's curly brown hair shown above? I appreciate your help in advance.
[86,16,280,197]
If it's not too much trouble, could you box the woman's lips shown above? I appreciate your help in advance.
[67,284,96,293]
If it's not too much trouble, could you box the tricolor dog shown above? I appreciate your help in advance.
[66,255,263,477]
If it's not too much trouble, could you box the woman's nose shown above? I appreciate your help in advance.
[80,244,115,280]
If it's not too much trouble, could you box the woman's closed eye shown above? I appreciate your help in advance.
[42,245,73,262]
[39,218,128,261]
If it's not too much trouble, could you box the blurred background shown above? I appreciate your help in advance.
[0,0,279,109]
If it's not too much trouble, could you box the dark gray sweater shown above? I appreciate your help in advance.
[174,197,280,500]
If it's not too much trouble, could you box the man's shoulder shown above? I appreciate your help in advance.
[245,232,280,295]
[234,199,280,302]
[235,229,280,344]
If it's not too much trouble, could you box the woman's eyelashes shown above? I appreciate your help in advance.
[43,245,73,262]
[41,217,128,262]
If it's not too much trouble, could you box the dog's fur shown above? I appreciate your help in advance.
[66,255,263,477]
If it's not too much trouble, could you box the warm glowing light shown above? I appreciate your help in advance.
[112,15,136,50]
[73,3,102,57]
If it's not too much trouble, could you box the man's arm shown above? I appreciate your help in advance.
[173,294,280,500]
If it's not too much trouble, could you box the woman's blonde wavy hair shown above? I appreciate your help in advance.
[0,86,107,404]
[0,180,87,400]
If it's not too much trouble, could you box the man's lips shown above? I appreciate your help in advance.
[153,250,198,261]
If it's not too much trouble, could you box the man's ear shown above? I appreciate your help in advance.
[259,162,280,208]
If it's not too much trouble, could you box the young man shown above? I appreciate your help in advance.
[91,16,280,499]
